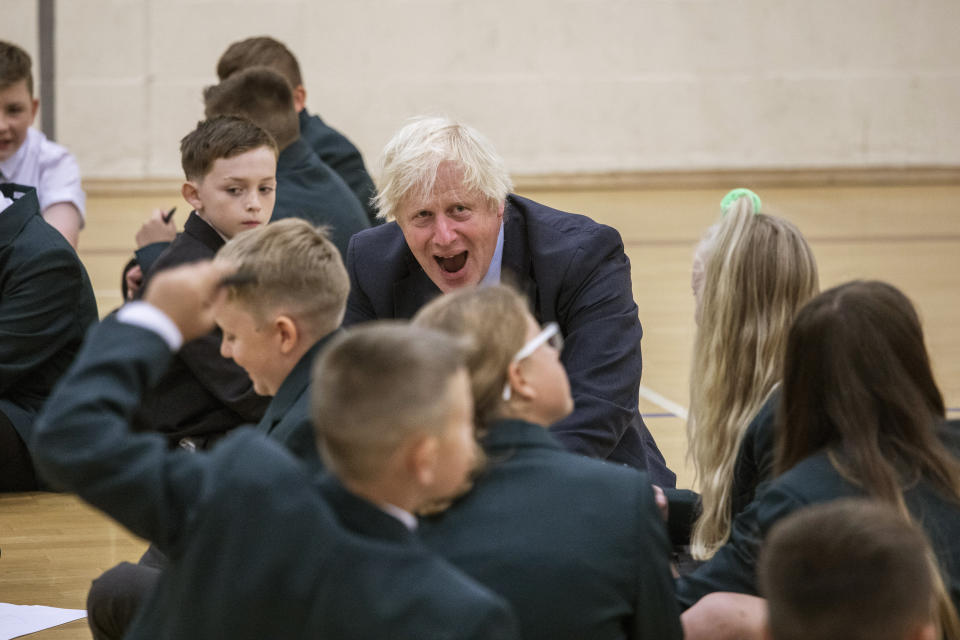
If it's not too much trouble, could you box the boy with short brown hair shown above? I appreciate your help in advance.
[216,35,378,222]
[131,115,278,447]
[0,40,84,247]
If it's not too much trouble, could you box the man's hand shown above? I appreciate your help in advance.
[135,208,177,248]
[142,262,228,342]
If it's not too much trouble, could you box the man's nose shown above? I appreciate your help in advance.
[432,216,457,245]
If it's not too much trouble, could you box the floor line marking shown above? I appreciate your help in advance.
[638,384,688,422]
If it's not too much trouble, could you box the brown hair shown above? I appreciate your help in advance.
[217,36,303,88]
[759,499,938,640]
[179,115,278,181]
[777,280,960,638]
[413,285,528,429]
[311,323,468,483]
[688,199,819,559]
[215,218,348,339]
[0,40,33,94]
[204,67,300,150]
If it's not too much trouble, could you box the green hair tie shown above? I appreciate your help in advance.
[720,188,761,215]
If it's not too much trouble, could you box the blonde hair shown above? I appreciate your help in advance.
[374,116,513,221]
[413,285,528,429]
[688,198,819,560]
[310,323,468,483]
[215,218,348,339]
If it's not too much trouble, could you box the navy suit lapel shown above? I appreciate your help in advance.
[501,199,540,319]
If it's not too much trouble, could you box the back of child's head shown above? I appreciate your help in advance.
[311,323,468,483]
[0,40,32,93]
[217,36,302,88]
[413,285,528,427]
[203,67,299,150]
[179,115,278,182]
[688,195,819,559]
[215,218,348,338]
[759,499,937,640]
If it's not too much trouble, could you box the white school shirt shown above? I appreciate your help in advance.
[0,127,86,223]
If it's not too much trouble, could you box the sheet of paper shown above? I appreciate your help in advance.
[0,603,86,640]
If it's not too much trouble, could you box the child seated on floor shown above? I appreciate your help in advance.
[86,218,348,639]
[0,40,85,247]
[203,65,369,257]
[759,499,950,640]
[32,261,519,640]
[216,35,378,222]
[130,115,278,447]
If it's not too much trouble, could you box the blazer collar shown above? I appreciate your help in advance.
[277,137,314,173]
[258,331,338,430]
[0,183,40,248]
[316,475,416,544]
[184,211,227,253]
[390,195,539,319]
[480,418,563,454]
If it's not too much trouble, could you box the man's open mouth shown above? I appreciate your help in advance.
[435,251,468,273]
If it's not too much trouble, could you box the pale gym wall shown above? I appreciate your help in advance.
[2,0,959,181]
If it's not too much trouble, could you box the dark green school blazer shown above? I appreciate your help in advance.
[298,109,378,224]
[254,332,341,474]
[675,420,960,612]
[0,183,97,444]
[32,316,520,640]
[420,419,683,640]
[273,137,370,258]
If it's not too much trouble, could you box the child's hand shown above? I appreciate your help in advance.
[135,208,177,247]
[142,262,229,342]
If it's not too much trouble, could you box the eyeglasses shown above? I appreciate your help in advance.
[502,322,563,401]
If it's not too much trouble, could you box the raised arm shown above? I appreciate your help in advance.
[31,263,227,551]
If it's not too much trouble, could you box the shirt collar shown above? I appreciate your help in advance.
[378,502,418,531]
[478,220,505,287]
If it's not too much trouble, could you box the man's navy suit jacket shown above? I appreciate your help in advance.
[344,194,674,486]
[32,317,519,640]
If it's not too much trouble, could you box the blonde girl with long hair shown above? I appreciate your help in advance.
[687,192,818,560]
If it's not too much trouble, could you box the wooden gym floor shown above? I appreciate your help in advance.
[1,183,958,638]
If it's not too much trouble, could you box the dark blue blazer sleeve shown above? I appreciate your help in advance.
[546,223,645,459]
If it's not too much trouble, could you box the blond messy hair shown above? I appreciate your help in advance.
[688,197,819,560]
[311,323,468,483]
[374,116,513,222]
[413,285,528,429]
[215,218,348,339]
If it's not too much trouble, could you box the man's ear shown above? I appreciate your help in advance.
[408,435,439,487]
[292,85,307,113]
[496,200,505,223]
[182,181,203,213]
[505,361,536,404]
[274,315,299,355]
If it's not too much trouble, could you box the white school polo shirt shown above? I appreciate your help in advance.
[0,127,86,223]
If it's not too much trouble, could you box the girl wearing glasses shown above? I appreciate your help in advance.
[414,284,682,640]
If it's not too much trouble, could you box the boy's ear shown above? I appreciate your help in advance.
[29,97,39,123]
[505,361,536,404]
[182,181,203,212]
[274,315,299,355]
[292,85,307,113]
[408,435,439,488]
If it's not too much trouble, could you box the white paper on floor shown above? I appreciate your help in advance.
[0,603,86,640]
